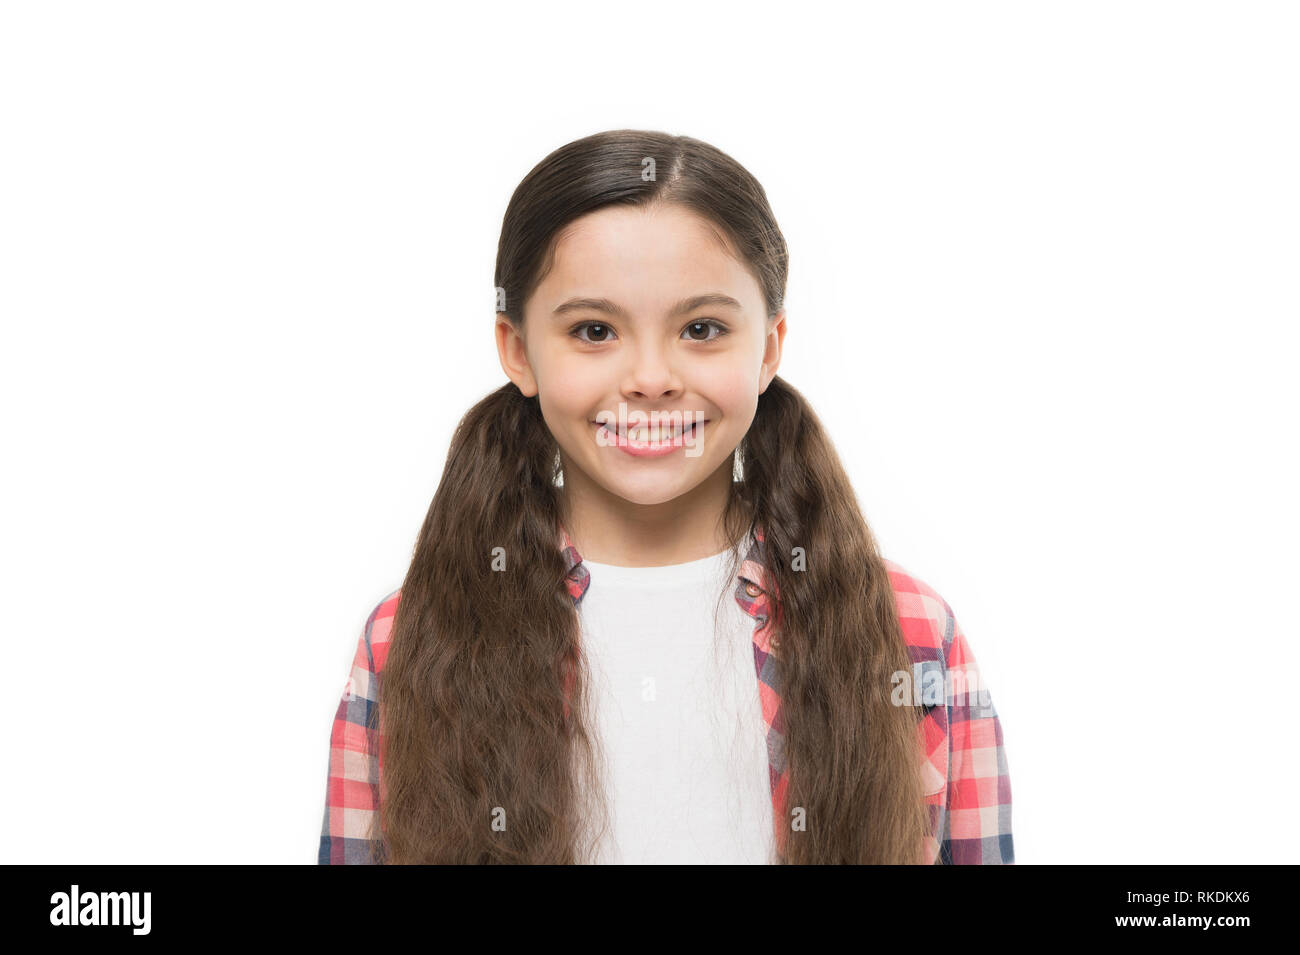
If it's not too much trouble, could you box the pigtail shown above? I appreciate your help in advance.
[378,383,605,863]
[734,375,931,863]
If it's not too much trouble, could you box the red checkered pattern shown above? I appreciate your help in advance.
[319,524,1013,864]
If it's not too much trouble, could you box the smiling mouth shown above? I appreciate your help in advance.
[592,420,707,444]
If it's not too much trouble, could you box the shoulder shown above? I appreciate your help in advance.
[882,557,954,658]
[361,588,402,675]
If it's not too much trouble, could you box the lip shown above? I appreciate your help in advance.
[592,419,708,457]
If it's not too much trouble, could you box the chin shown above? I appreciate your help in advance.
[600,474,697,507]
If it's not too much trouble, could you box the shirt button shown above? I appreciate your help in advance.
[744,582,763,597]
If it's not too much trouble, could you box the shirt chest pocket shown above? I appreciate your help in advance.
[914,659,949,799]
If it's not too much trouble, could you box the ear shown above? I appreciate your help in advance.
[758,309,787,394]
[496,314,538,397]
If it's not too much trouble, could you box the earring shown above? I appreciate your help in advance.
[732,446,745,483]
[553,449,564,487]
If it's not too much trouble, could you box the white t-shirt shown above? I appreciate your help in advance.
[574,547,777,864]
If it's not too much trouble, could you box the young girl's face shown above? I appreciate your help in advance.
[498,202,784,509]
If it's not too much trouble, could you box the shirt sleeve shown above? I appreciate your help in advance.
[937,601,1014,864]
[317,609,387,864]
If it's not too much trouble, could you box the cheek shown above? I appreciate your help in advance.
[535,366,596,422]
[704,370,760,423]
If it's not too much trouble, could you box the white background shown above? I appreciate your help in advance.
[2,1,1295,864]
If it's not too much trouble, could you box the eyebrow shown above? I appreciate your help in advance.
[551,293,744,320]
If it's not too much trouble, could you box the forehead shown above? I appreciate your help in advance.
[530,204,763,313]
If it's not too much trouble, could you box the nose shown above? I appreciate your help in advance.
[620,341,682,400]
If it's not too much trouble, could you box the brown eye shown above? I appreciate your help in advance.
[571,322,615,344]
[682,320,727,342]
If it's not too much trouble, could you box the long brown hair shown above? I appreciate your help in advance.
[376,129,931,863]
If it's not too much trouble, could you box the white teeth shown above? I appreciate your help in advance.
[597,420,702,442]
[628,429,677,441]
[624,423,695,442]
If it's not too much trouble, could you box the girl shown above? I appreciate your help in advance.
[318,129,1013,865]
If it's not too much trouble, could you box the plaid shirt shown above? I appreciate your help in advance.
[319,524,1014,864]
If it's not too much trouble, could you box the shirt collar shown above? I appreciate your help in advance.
[559,521,772,607]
